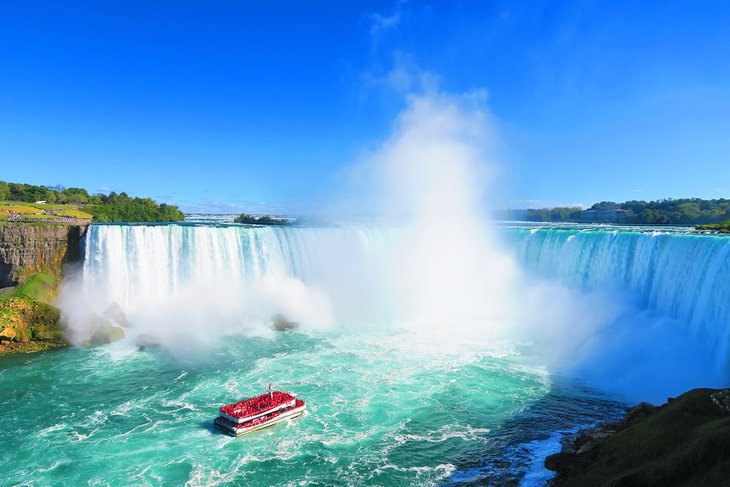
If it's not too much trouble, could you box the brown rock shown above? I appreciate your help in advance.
[0,326,17,341]
[272,314,299,331]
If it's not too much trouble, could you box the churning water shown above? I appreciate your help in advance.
[2,222,729,485]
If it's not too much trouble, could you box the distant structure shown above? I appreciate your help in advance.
[580,208,631,223]
[35,200,47,204]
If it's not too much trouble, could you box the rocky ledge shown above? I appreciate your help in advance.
[545,388,730,486]
[0,223,87,288]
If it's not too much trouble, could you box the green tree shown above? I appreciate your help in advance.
[591,201,621,210]
[62,187,90,204]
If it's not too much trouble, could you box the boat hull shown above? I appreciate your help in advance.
[214,404,306,437]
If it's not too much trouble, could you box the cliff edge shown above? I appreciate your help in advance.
[0,223,86,288]
[0,223,87,354]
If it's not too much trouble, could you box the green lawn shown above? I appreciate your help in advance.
[0,201,92,221]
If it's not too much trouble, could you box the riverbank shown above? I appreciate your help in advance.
[545,388,730,486]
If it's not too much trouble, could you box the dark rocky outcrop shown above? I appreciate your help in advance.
[546,388,730,486]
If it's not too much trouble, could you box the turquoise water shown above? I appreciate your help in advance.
[0,330,621,486]
[4,222,728,485]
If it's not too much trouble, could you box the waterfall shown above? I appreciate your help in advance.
[82,224,391,307]
[72,223,730,397]
[69,224,395,343]
[509,228,730,350]
[80,224,730,342]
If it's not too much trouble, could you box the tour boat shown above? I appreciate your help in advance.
[214,388,306,436]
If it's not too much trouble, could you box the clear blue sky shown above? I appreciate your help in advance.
[2,0,729,212]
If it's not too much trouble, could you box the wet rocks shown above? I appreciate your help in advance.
[102,302,131,328]
[83,313,125,345]
[135,334,162,350]
[272,314,299,331]
[88,321,125,345]
[710,389,730,414]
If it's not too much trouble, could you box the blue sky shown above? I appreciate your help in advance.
[2,0,729,212]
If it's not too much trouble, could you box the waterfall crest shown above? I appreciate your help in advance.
[510,228,730,348]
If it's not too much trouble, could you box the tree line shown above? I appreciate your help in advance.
[498,198,730,225]
[0,181,184,222]
[497,207,584,222]
[589,199,730,224]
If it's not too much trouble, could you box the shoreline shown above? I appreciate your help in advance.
[544,388,730,486]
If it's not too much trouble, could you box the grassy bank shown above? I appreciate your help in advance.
[1,201,92,222]
[0,272,67,354]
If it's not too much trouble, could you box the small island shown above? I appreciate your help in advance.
[695,221,730,233]
[234,213,292,226]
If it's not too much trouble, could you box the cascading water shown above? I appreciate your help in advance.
[512,227,730,330]
[3,221,729,486]
[63,223,397,347]
[508,227,730,377]
[81,223,388,311]
[73,222,730,397]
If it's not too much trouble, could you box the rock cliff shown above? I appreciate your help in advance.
[0,224,87,288]
[0,223,87,354]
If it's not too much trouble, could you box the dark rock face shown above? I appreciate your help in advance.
[545,388,730,487]
[0,224,87,287]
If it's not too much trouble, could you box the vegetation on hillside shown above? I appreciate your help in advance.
[0,181,184,223]
[84,192,184,222]
[500,198,730,225]
[594,198,730,224]
[0,272,67,354]
[234,213,291,226]
[498,207,584,222]
[696,221,730,233]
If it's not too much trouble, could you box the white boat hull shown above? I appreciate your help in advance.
[215,404,306,437]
